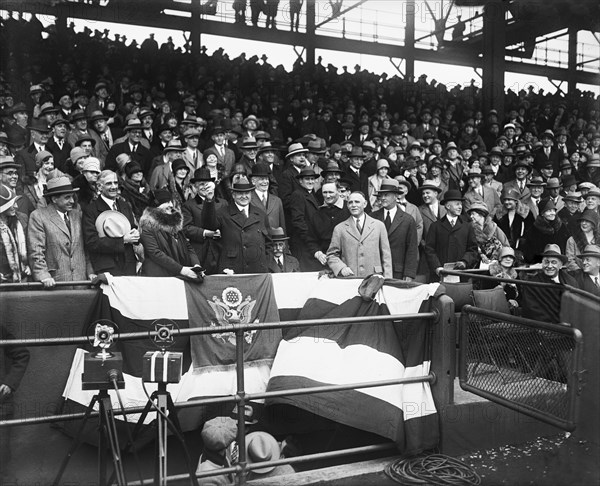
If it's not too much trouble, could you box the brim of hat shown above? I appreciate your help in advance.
[286,149,308,157]
[0,196,18,213]
[191,176,216,182]
[241,145,259,150]
[579,252,600,258]
[376,189,401,195]
[441,196,464,203]
[95,210,131,237]
[539,252,568,263]
[418,184,442,192]
[270,236,289,241]
[0,162,20,170]
[231,185,255,191]
[44,187,80,197]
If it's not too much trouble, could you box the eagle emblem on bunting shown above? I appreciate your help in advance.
[207,287,258,345]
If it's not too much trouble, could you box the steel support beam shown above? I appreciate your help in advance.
[191,0,202,57]
[306,0,316,71]
[482,0,505,118]
[405,0,416,81]
[568,28,578,94]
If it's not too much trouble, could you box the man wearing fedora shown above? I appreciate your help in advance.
[543,177,565,212]
[180,127,205,175]
[289,168,321,270]
[201,175,270,274]
[533,130,561,176]
[209,125,236,176]
[237,137,260,175]
[524,176,546,219]
[182,167,226,275]
[14,119,52,182]
[521,244,577,324]
[371,179,418,280]
[267,227,300,273]
[28,176,93,287]
[148,139,186,190]
[279,142,308,210]
[66,110,102,152]
[0,155,35,216]
[250,163,285,230]
[327,191,392,278]
[570,244,600,297]
[5,103,29,149]
[424,189,480,281]
[417,179,446,281]
[502,156,532,203]
[89,110,117,162]
[46,117,72,174]
[463,167,501,218]
[344,146,370,201]
[105,118,152,176]
[83,170,139,276]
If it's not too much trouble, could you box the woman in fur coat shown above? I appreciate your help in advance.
[139,190,202,279]
[467,202,510,265]
[565,208,599,271]
[523,198,571,264]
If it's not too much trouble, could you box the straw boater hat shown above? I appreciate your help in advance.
[285,143,308,159]
[95,210,132,238]
[539,243,567,263]
[0,184,18,213]
[43,176,79,199]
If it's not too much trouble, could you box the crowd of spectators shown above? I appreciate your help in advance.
[1,13,600,315]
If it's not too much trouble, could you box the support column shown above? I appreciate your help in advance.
[567,28,578,94]
[405,0,416,81]
[191,0,202,57]
[482,0,505,118]
[306,0,316,72]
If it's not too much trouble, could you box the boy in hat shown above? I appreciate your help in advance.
[424,189,480,281]
[28,176,94,286]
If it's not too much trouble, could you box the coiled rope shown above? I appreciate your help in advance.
[385,453,481,485]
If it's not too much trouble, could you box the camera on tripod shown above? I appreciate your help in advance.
[82,320,125,390]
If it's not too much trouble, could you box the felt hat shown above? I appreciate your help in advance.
[395,176,411,190]
[546,177,562,189]
[585,187,600,198]
[501,188,520,201]
[488,146,503,157]
[125,162,143,178]
[466,167,482,178]
[296,168,317,179]
[362,140,377,152]
[240,137,259,150]
[74,133,96,147]
[183,128,202,139]
[527,176,546,187]
[376,179,401,195]
[34,150,53,167]
[163,139,185,153]
[481,164,495,175]
[257,141,278,155]
[285,143,308,158]
[514,159,532,171]
[587,154,600,168]
[563,191,583,203]
[190,167,215,183]
[250,163,271,178]
[29,119,51,133]
[349,146,365,159]
[538,198,557,214]
[44,176,79,197]
[498,246,516,260]
[40,102,59,115]
[440,189,464,204]
[376,159,390,170]
[231,175,254,192]
[579,244,600,259]
[0,184,18,213]
[322,161,343,175]
[211,125,226,136]
[254,130,270,141]
[82,158,101,173]
[171,158,190,175]
[123,118,143,131]
[69,147,87,164]
[70,110,88,122]
[467,201,489,217]
[307,139,326,154]
[245,432,280,474]
[445,141,458,151]
[419,180,443,193]
[578,208,599,227]
[95,210,131,238]
[269,227,289,241]
[561,174,577,188]
[89,110,109,122]
[50,117,68,128]
[242,114,260,127]
[151,189,173,207]
[0,155,19,171]
[9,102,28,115]
[539,243,567,263]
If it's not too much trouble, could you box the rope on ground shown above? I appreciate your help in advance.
[385,453,481,485]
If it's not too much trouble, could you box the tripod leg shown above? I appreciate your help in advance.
[156,393,169,486]
[52,395,98,486]
[165,394,200,486]
[99,394,127,486]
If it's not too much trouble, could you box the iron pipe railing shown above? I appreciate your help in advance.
[0,312,437,347]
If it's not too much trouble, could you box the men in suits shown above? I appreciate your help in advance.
[289,168,321,271]
[394,176,424,244]
[182,168,226,275]
[104,118,153,176]
[279,143,308,211]
[89,110,116,165]
[148,139,186,190]
[424,189,480,281]
[66,110,103,151]
[533,130,561,176]
[570,244,600,297]
[267,227,300,273]
[82,170,139,275]
[327,191,392,278]
[524,176,546,220]
[501,157,531,204]
[27,177,93,287]
[544,177,565,213]
[463,167,501,217]
[209,125,236,176]
[418,180,446,281]
[249,163,285,230]
[343,146,369,200]
[14,119,51,182]
[442,142,465,192]
[149,124,174,159]
[46,118,72,174]
[181,127,204,175]
[201,176,270,274]
[371,180,418,280]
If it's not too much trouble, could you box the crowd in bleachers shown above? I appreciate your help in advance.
[1,13,600,313]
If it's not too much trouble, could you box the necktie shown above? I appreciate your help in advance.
[356,218,363,234]
[595,276,599,288]
[450,218,455,227]
[103,133,110,147]
[384,211,391,231]
[277,258,284,271]
[57,140,63,150]
[64,212,71,236]
[112,201,118,212]
[132,144,138,153]
[261,194,267,207]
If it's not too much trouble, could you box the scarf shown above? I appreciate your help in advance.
[0,216,28,282]
[533,215,563,236]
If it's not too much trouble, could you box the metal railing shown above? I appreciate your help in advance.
[0,309,438,485]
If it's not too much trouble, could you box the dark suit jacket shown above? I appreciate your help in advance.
[569,269,600,297]
[371,208,419,279]
[105,141,153,176]
[343,167,369,198]
[521,270,578,323]
[278,166,303,211]
[533,147,561,176]
[201,200,270,274]
[289,188,320,271]
[46,137,72,174]
[424,215,480,280]
[14,144,40,181]
[251,191,286,231]
[82,197,138,275]
[266,252,300,273]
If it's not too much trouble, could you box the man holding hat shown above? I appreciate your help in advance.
[327,191,392,278]
[267,227,300,273]
[201,175,270,274]
[521,244,577,324]
[371,179,418,280]
[83,170,139,276]
[28,176,93,287]
[424,189,480,281]
[570,244,600,296]
[105,118,152,176]
[14,119,52,181]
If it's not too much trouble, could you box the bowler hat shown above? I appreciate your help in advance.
[0,184,18,213]
[269,227,289,241]
[231,175,254,192]
[190,167,215,183]
[250,163,271,178]
[44,176,79,197]
[376,179,401,195]
[296,168,317,179]
[440,189,464,204]
[539,243,567,263]
[579,244,600,259]
[95,210,131,238]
